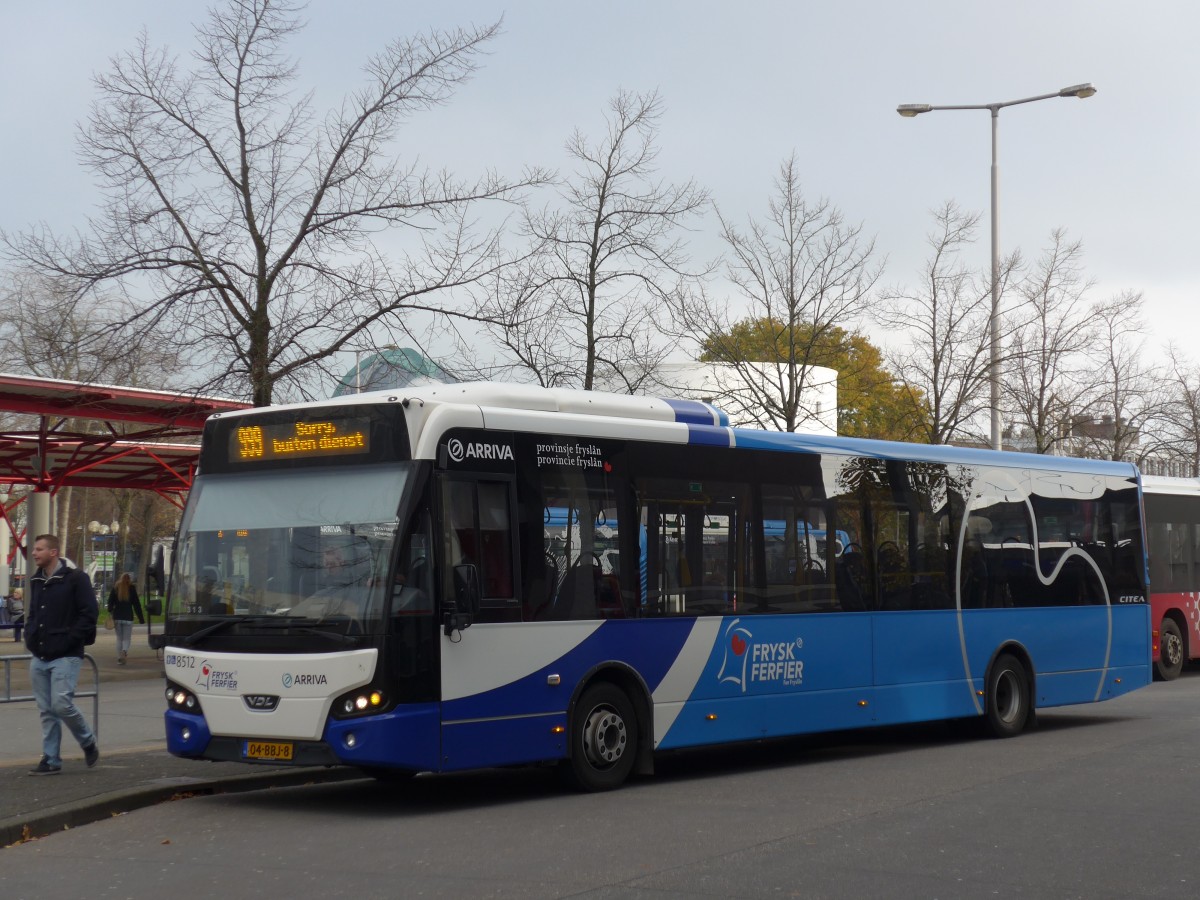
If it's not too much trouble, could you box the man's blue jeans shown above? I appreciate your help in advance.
[30,656,95,767]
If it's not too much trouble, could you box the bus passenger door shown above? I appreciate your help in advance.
[438,475,560,770]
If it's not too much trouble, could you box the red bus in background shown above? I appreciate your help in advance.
[1142,476,1200,680]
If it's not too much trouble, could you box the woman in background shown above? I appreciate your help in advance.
[106,573,145,664]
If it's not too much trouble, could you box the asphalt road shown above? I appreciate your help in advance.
[3,669,1199,898]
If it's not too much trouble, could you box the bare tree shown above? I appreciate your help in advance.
[670,154,880,431]
[1002,230,1100,453]
[0,269,184,557]
[3,0,544,406]
[0,270,149,384]
[471,89,708,393]
[876,202,1018,445]
[1144,347,1200,476]
[1072,292,1164,462]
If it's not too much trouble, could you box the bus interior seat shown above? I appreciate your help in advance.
[960,538,987,608]
[524,556,561,621]
[597,573,624,617]
[834,552,869,611]
[554,560,599,620]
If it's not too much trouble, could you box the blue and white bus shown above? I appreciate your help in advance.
[158,383,1151,790]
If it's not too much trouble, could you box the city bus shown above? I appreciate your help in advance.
[157,383,1152,790]
[1141,476,1200,680]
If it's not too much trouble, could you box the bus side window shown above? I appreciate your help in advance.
[442,479,517,621]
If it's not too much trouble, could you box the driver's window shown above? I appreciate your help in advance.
[393,512,434,615]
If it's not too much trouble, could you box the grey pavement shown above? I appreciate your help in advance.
[0,626,361,847]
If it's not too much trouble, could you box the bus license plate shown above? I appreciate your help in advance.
[244,740,293,761]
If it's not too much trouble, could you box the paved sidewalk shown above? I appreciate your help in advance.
[0,629,362,846]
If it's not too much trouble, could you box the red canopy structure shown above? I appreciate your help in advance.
[0,373,251,562]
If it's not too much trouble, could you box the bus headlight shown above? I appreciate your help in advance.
[166,682,200,712]
[332,687,387,719]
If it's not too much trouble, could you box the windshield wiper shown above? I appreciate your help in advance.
[183,615,361,647]
[286,626,357,645]
[182,616,286,647]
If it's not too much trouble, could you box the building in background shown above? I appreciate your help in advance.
[333,348,457,397]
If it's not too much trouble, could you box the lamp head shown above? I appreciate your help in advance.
[1059,83,1097,99]
[897,104,932,118]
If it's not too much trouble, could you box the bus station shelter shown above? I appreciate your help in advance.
[0,373,250,594]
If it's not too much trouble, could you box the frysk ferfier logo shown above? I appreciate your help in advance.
[716,619,805,693]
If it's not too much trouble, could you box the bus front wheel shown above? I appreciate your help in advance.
[985,654,1030,738]
[567,683,638,792]
[1156,619,1185,681]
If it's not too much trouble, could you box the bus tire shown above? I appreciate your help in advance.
[1156,619,1185,681]
[985,653,1030,738]
[567,683,638,792]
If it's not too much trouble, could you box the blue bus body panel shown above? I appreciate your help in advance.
[437,601,1150,767]
[323,704,441,770]
[439,619,697,770]
[166,709,211,756]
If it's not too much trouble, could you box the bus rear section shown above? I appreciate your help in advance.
[1142,477,1200,679]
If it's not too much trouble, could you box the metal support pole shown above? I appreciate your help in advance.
[989,109,1002,451]
[896,84,1095,453]
[28,491,51,582]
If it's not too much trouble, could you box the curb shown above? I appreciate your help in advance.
[1,765,365,848]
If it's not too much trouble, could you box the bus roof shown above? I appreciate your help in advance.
[209,381,1140,479]
[1141,475,1200,496]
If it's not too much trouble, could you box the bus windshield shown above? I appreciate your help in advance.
[169,464,409,638]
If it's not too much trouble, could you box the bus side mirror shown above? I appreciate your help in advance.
[148,634,166,650]
[443,563,481,636]
[147,599,163,616]
[453,563,482,616]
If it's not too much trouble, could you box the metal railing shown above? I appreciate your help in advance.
[0,653,101,739]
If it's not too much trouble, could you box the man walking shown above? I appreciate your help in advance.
[24,534,99,775]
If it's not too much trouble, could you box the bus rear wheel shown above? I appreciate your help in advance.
[985,653,1030,738]
[1156,619,1185,681]
[567,683,638,792]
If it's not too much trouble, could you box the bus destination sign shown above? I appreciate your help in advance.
[230,418,371,463]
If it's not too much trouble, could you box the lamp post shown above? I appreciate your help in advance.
[897,83,1097,451]
[354,344,400,393]
[88,519,120,594]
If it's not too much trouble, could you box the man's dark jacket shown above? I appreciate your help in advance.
[25,560,97,661]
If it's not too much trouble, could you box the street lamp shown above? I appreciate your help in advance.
[897,83,1097,451]
[88,519,120,593]
[354,344,400,393]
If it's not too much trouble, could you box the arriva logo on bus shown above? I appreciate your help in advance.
[447,438,514,463]
[717,620,806,693]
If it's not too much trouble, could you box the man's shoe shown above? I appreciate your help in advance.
[84,742,99,768]
[29,759,62,776]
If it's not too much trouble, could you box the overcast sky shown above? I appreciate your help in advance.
[2,0,1195,363]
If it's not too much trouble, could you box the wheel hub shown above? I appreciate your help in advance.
[995,670,1021,724]
[1164,632,1183,667]
[583,706,626,766]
